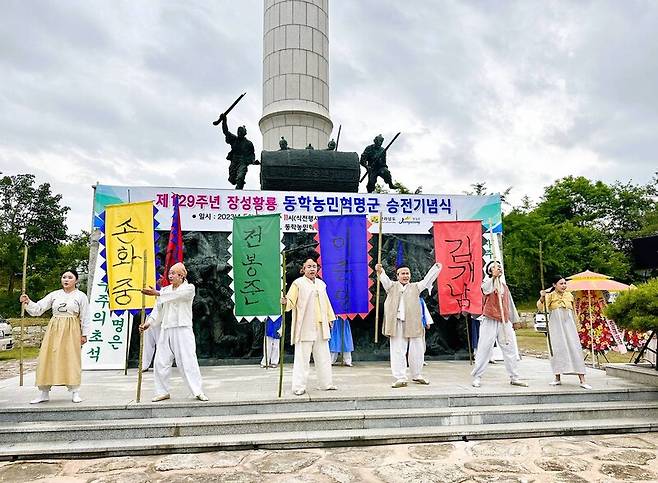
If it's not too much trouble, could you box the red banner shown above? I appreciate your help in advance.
[433,221,483,316]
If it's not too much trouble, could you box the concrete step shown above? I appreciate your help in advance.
[2,401,657,444]
[605,363,658,387]
[2,417,656,460]
[3,387,657,423]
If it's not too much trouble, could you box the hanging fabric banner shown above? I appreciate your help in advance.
[105,201,157,313]
[315,215,373,319]
[230,214,282,319]
[433,220,483,316]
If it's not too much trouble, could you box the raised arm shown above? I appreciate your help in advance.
[417,263,442,294]
[156,283,195,304]
[375,263,393,292]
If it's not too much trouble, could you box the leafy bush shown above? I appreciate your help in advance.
[604,278,658,332]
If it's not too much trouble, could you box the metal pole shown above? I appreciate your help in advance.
[19,244,28,387]
[374,213,383,343]
[588,290,595,367]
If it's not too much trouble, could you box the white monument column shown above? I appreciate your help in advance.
[260,0,332,150]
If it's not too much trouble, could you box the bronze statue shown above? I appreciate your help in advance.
[218,115,256,190]
[326,139,336,151]
[279,136,289,150]
[305,143,314,150]
[360,134,396,193]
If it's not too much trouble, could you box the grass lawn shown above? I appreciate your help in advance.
[0,347,40,361]
[515,327,637,364]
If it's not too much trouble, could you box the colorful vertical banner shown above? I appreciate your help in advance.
[315,215,373,318]
[82,243,132,370]
[433,221,483,316]
[105,201,157,312]
[160,194,184,287]
[230,214,282,319]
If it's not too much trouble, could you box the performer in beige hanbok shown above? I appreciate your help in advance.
[20,269,89,404]
[376,262,441,388]
[282,258,337,396]
[538,275,591,389]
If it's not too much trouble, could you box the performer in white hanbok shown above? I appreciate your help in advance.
[471,261,528,388]
[20,269,89,404]
[282,258,337,396]
[140,263,208,402]
[538,275,591,389]
[376,262,441,388]
[260,315,281,368]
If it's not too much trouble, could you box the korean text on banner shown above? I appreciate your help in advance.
[232,214,282,317]
[433,221,483,316]
[317,215,371,317]
[105,201,156,312]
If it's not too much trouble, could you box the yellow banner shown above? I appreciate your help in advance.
[105,201,156,311]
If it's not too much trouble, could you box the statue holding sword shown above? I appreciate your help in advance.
[212,93,258,190]
[360,132,400,193]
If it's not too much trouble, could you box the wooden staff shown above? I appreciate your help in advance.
[374,213,383,343]
[464,312,473,365]
[488,220,508,345]
[19,244,28,387]
[538,241,554,357]
[263,320,269,370]
[278,251,287,398]
[123,307,132,376]
[136,250,147,403]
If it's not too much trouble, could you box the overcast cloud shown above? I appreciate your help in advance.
[1,0,657,233]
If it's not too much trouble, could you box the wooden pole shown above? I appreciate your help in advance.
[464,312,473,365]
[136,250,147,403]
[488,220,508,345]
[263,319,269,370]
[123,315,132,376]
[19,244,28,387]
[374,213,383,343]
[538,241,554,357]
[278,251,287,398]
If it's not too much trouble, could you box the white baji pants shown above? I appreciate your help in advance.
[389,319,425,382]
[291,332,333,392]
[154,326,204,397]
[331,351,352,365]
[471,317,519,381]
[260,336,280,367]
[142,324,161,371]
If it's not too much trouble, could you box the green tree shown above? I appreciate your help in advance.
[605,278,658,332]
[0,173,70,297]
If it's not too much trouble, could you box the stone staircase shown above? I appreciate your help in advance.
[2,387,657,460]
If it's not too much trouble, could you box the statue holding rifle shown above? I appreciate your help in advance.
[360,133,399,193]
[213,93,258,190]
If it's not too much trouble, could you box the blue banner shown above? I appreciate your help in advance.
[317,215,371,317]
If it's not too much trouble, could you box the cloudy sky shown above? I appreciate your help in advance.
[2,0,657,233]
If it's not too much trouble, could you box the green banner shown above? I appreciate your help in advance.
[232,214,281,317]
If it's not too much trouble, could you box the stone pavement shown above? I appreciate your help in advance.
[0,358,644,406]
[0,432,656,482]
